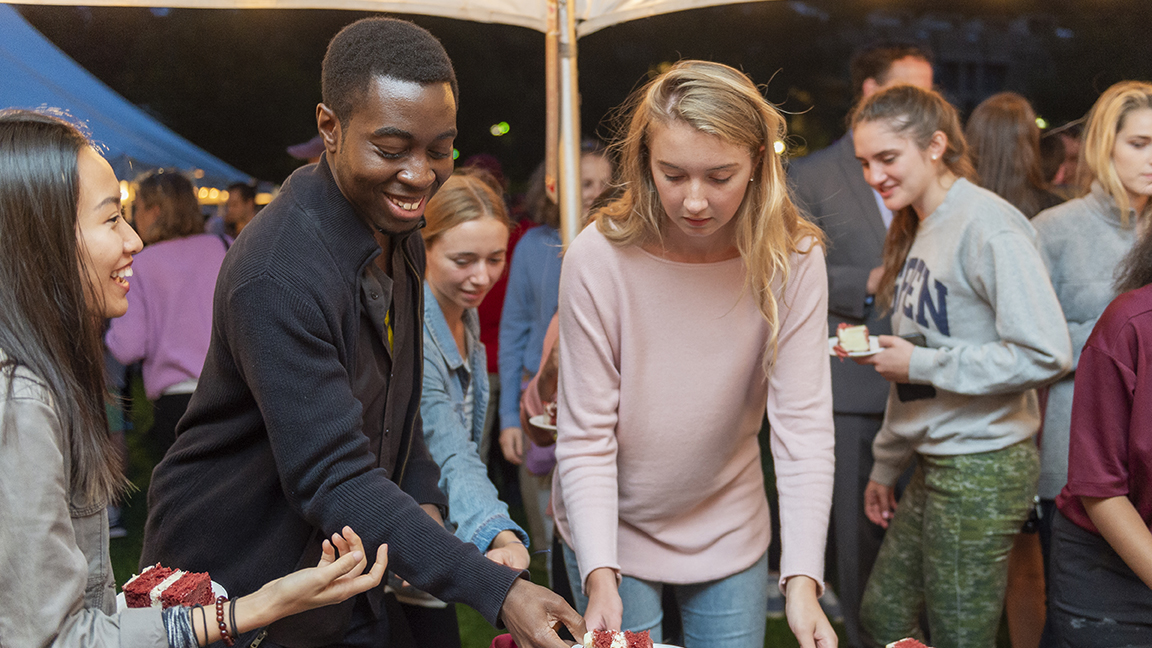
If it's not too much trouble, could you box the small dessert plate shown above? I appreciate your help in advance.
[528,414,557,432]
[117,580,228,612]
[828,335,881,358]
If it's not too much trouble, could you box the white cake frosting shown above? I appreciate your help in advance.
[150,569,187,607]
[123,563,156,589]
[582,631,629,648]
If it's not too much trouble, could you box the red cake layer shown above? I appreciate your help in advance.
[623,630,653,648]
[586,629,652,648]
[159,571,214,608]
[590,630,614,648]
[123,564,175,609]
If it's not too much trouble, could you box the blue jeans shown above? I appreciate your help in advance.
[562,542,768,648]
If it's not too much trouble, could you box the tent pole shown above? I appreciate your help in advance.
[557,0,582,248]
[544,0,559,204]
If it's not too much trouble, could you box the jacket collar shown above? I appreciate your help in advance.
[286,154,425,278]
[422,282,479,371]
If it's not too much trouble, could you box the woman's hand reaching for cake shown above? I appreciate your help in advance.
[583,567,624,633]
[785,575,838,648]
[242,526,388,626]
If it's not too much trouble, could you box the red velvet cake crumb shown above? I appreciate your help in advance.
[588,630,614,648]
[623,630,653,648]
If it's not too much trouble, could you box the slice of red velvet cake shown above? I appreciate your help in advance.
[582,629,654,648]
[123,564,175,608]
[123,563,214,608]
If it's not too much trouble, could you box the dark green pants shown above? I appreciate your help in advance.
[861,440,1039,648]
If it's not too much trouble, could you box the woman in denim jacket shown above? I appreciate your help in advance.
[383,173,529,648]
[0,110,386,648]
[420,171,530,562]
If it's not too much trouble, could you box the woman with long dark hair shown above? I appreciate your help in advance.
[0,109,386,648]
[965,92,1064,219]
[847,86,1071,647]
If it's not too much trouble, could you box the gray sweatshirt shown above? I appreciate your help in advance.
[871,179,1073,486]
[1033,182,1140,499]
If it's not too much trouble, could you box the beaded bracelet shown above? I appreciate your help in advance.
[216,597,235,647]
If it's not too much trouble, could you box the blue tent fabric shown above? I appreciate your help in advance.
[0,3,251,185]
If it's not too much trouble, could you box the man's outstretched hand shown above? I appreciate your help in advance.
[500,578,586,648]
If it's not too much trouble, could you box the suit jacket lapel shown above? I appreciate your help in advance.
[835,135,888,250]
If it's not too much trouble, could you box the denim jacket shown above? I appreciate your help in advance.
[422,283,529,551]
[0,351,166,648]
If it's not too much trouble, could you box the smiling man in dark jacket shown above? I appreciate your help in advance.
[141,17,582,648]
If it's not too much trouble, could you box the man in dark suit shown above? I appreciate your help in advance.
[789,42,934,648]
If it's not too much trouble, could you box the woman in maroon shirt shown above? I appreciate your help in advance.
[1045,227,1152,646]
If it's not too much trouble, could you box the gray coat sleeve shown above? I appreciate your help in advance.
[907,230,1073,394]
[0,375,167,648]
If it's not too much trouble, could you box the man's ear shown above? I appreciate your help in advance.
[317,103,341,155]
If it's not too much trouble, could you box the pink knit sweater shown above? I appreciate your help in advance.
[553,226,834,591]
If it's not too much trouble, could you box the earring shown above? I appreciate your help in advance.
[931,154,939,161]
[749,177,754,183]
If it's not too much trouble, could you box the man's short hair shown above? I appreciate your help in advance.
[321,17,458,126]
[850,42,934,96]
[227,182,256,204]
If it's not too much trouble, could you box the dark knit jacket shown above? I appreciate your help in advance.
[141,157,520,645]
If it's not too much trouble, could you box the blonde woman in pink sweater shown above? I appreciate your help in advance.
[553,60,837,648]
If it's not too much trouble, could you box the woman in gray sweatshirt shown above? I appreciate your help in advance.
[1033,80,1152,566]
[846,86,1072,648]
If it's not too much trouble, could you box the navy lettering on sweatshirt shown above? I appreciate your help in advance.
[896,257,950,336]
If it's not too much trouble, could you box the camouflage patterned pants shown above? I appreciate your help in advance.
[860,440,1039,648]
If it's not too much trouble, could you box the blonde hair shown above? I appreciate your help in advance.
[596,59,823,367]
[422,172,510,247]
[850,85,975,312]
[1079,80,1152,225]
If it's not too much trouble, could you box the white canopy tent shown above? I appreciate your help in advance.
[9,0,761,36]
[8,0,768,241]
